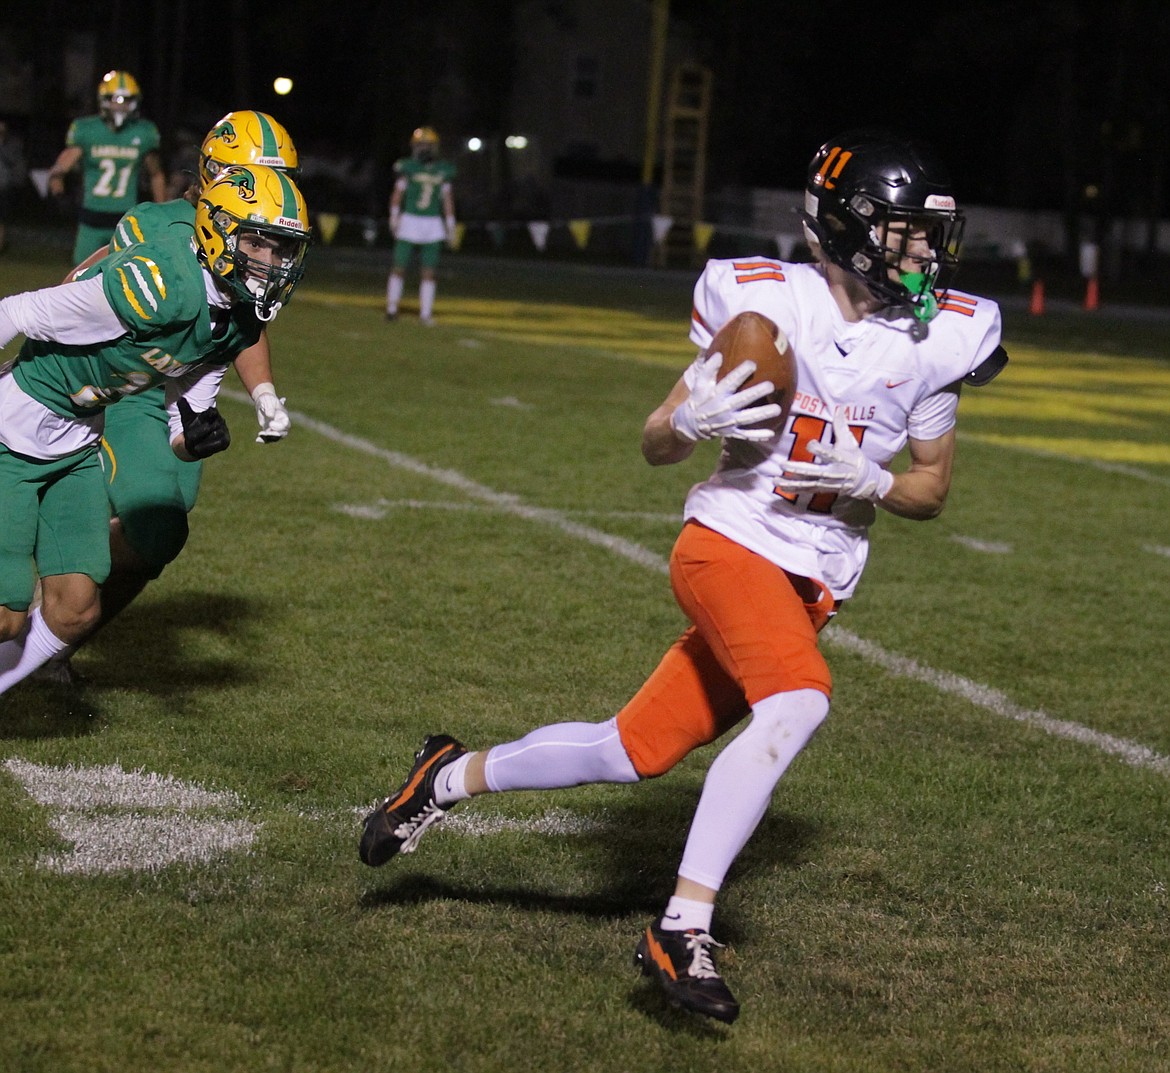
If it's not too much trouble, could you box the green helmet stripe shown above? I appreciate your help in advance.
[255,113,279,157]
[274,170,299,221]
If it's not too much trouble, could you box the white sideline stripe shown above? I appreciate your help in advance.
[1143,544,1170,559]
[950,534,1013,554]
[352,803,602,838]
[824,628,1170,776]
[222,391,1170,778]
[332,497,680,524]
[258,401,670,574]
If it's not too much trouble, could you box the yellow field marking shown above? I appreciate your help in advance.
[295,288,1170,463]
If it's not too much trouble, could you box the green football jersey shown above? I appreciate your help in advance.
[110,198,261,366]
[394,157,456,217]
[66,114,161,217]
[110,198,196,252]
[12,230,260,418]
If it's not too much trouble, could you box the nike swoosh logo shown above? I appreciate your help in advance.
[885,378,912,389]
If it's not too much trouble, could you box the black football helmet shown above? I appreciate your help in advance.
[800,129,964,325]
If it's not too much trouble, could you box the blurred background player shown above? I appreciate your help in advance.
[385,127,456,324]
[0,163,311,697]
[37,112,302,684]
[46,70,167,265]
[358,129,1008,1025]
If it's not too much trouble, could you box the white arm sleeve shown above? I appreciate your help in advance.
[165,363,229,443]
[0,277,126,349]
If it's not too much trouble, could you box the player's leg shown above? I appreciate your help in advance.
[632,520,832,1022]
[101,393,193,595]
[386,240,411,318]
[359,527,753,867]
[0,449,108,694]
[418,242,442,323]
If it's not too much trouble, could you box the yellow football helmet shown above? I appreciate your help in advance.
[98,70,141,129]
[411,126,440,161]
[195,165,312,322]
[200,110,300,186]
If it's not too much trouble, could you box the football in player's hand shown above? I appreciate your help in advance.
[708,311,797,429]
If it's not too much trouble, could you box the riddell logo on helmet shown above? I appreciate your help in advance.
[276,216,305,230]
[925,194,956,210]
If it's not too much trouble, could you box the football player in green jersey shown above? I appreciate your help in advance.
[31,113,302,684]
[46,70,168,265]
[0,164,311,696]
[386,127,457,325]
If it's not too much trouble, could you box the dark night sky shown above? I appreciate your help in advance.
[7,0,1170,221]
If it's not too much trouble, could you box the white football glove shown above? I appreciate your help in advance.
[775,407,894,502]
[670,353,782,444]
[252,382,291,444]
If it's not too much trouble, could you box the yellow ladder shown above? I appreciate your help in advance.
[656,62,712,267]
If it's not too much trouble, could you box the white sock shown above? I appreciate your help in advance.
[677,689,829,892]
[434,752,471,807]
[483,717,638,792]
[419,279,436,319]
[0,608,70,695]
[0,620,29,674]
[387,274,403,314]
[660,895,714,933]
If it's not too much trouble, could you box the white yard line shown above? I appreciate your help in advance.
[230,391,1168,778]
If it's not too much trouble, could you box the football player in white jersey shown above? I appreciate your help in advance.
[358,130,1007,1024]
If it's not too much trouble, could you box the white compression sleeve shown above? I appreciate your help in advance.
[677,688,829,892]
[0,277,125,347]
[483,717,639,792]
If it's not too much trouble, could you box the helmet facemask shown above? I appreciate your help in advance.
[853,199,964,324]
[411,128,440,162]
[100,92,139,130]
[211,217,308,322]
[196,165,311,322]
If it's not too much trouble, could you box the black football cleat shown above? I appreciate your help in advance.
[633,921,740,1024]
[359,735,467,866]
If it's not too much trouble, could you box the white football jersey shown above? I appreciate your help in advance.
[682,257,1002,599]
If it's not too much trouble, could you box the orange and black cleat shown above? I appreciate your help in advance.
[359,735,467,866]
[633,921,740,1024]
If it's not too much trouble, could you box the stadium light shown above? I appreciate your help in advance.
[467,137,484,152]
[504,135,529,150]
[273,77,293,96]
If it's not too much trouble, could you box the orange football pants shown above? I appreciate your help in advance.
[616,520,834,778]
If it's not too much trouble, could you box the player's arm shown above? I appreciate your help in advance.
[47,146,83,197]
[143,150,167,203]
[166,364,231,461]
[0,276,125,349]
[442,182,456,245]
[233,331,292,443]
[642,354,779,466]
[878,428,954,520]
[63,245,111,284]
[389,177,406,235]
[643,375,698,466]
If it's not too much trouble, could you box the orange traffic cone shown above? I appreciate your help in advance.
[1084,276,1099,311]
[1029,279,1045,316]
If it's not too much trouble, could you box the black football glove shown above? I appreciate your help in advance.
[177,397,231,459]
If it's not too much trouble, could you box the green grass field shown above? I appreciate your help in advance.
[2,244,1169,1072]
